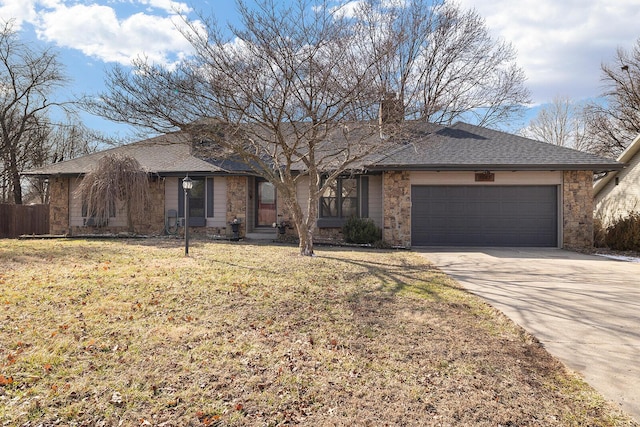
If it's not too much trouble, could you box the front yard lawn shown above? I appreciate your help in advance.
[0,239,636,426]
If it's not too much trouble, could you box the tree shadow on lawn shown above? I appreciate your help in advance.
[318,249,462,301]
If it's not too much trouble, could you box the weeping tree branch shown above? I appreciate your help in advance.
[75,154,150,233]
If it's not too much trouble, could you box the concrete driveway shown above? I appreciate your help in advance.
[417,248,640,422]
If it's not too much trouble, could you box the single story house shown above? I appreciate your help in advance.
[594,134,640,226]
[23,121,622,249]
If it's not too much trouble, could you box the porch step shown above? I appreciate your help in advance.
[245,228,277,241]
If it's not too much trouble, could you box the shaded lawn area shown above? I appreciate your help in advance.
[0,238,636,426]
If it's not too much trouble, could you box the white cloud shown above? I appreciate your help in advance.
[5,0,639,108]
[0,0,38,28]
[137,0,192,14]
[457,0,640,103]
[330,0,406,19]
[35,3,194,65]
[329,0,364,19]
[0,0,197,66]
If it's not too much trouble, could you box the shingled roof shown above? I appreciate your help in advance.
[23,121,623,177]
[23,133,227,177]
[367,122,623,172]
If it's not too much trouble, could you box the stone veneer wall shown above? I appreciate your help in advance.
[130,178,165,235]
[49,176,70,235]
[69,177,166,236]
[382,171,411,247]
[226,176,248,238]
[563,170,594,250]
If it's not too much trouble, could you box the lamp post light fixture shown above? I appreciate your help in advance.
[182,175,193,256]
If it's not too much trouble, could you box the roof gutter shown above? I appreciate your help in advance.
[365,163,624,172]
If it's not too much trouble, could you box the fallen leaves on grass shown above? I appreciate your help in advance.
[196,411,222,426]
[0,239,636,427]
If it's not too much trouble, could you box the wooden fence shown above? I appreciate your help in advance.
[0,204,50,238]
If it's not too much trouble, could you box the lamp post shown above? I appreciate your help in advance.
[182,175,193,256]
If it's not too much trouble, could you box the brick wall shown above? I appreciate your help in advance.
[226,176,247,238]
[130,178,165,235]
[68,177,166,236]
[49,176,70,235]
[563,170,594,250]
[382,171,411,248]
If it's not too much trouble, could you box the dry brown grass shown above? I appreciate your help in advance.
[0,238,637,426]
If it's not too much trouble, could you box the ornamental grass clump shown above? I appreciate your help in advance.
[605,211,640,251]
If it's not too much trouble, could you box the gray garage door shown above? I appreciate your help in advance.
[411,186,558,247]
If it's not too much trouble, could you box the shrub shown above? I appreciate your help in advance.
[605,211,640,251]
[342,216,382,244]
[593,217,607,248]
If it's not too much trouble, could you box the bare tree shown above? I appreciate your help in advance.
[22,114,98,203]
[584,39,640,157]
[0,21,70,204]
[85,0,530,255]
[75,154,150,233]
[520,95,591,151]
[356,0,530,128]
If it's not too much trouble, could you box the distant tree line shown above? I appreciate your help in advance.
[0,21,102,205]
[521,38,640,157]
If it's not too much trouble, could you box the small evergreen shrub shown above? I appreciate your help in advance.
[605,211,640,251]
[342,216,382,244]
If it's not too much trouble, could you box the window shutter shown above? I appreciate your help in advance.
[360,176,369,218]
[178,182,184,217]
[207,177,214,217]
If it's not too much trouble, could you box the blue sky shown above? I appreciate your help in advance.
[1,0,640,137]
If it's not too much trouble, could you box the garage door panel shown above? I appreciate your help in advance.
[411,186,558,247]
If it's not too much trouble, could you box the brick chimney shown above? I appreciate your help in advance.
[378,92,404,126]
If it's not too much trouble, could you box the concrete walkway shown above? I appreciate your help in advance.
[416,248,640,421]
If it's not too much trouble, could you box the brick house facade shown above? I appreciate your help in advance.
[25,122,621,250]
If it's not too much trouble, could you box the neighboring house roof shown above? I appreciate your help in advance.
[593,134,640,196]
[23,133,227,177]
[368,122,623,172]
[23,121,623,177]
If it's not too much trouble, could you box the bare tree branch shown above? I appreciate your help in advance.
[0,20,71,203]
[75,154,150,233]
[584,39,640,157]
[520,95,592,152]
[353,0,530,128]
[84,0,531,255]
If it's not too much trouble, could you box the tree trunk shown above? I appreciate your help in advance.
[285,193,315,256]
[298,226,314,256]
[126,202,135,233]
[301,177,320,257]
[10,151,22,204]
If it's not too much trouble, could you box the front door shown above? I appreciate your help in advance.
[256,180,277,227]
